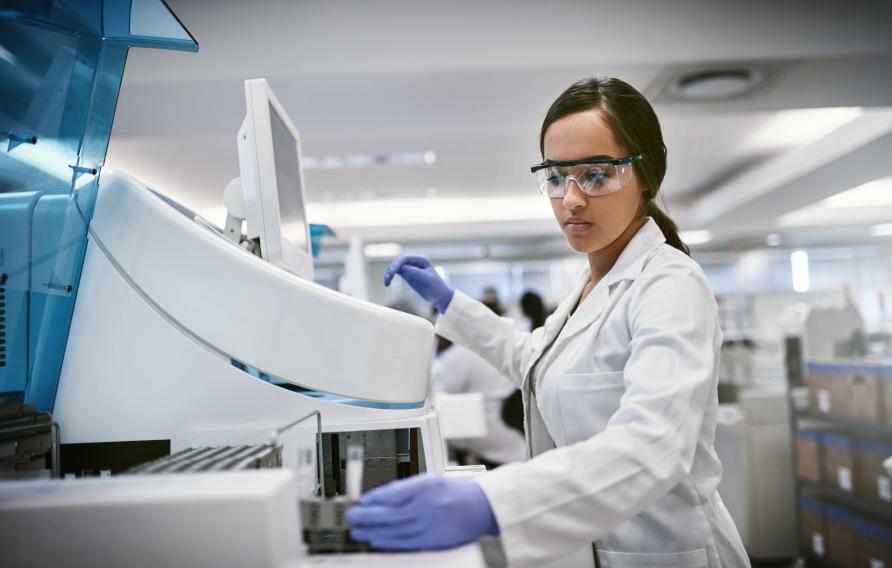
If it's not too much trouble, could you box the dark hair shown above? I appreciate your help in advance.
[520,291,547,329]
[539,77,689,255]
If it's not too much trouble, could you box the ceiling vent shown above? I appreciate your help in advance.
[648,61,795,103]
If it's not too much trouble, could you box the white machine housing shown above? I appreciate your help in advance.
[53,170,444,473]
[714,389,796,559]
[0,469,489,567]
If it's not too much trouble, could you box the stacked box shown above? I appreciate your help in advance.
[822,434,856,493]
[883,362,892,426]
[856,439,892,504]
[807,363,834,415]
[806,363,852,418]
[854,519,892,568]
[848,363,884,424]
[795,430,823,483]
[825,506,859,568]
[798,496,827,558]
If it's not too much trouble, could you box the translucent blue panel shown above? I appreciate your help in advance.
[130,0,193,41]
[0,0,196,411]
[104,0,198,52]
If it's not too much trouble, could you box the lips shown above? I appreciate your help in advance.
[564,217,593,233]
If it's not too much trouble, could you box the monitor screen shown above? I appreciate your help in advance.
[269,102,308,255]
[236,78,313,280]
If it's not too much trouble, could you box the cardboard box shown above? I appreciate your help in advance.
[806,362,852,418]
[825,506,859,568]
[822,433,855,493]
[856,439,892,504]
[848,364,884,424]
[883,366,892,427]
[854,519,892,568]
[796,430,822,483]
[798,496,826,558]
[807,364,835,415]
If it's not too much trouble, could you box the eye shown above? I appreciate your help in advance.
[545,171,564,187]
[581,167,609,186]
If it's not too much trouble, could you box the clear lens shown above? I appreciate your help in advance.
[536,163,634,198]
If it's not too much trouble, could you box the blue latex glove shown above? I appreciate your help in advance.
[383,255,454,313]
[346,475,499,550]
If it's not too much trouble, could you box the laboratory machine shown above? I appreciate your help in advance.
[51,75,447,489]
[0,3,486,566]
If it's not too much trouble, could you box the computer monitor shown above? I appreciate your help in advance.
[236,78,314,280]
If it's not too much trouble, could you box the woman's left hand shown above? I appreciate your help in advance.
[346,475,499,550]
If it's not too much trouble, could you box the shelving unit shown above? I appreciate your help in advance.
[798,479,892,521]
[788,382,892,568]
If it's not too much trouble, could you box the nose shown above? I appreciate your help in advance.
[561,177,587,210]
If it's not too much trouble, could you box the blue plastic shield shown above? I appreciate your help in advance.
[0,0,197,411]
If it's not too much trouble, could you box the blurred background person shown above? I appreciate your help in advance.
[433,333,526,470]
[519,290,548,331]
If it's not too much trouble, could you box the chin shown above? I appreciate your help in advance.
[565,234,603,254]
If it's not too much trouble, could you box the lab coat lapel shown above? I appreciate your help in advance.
[551,218,668,347]
[519,266,589,387]
[556,279,610,342]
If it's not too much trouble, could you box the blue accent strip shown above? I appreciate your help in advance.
[795,430,821,442]
[231,360,425,410]
[825,505,859,526]
[798,495,823,513]
[806,361,889,375]
[821,433,853,450]
[857,438,892,456]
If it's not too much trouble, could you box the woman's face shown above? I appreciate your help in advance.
[543,110,643,255]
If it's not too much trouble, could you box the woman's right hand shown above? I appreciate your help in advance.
[384,255,454,313]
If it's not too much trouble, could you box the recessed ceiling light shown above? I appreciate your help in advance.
[765,233,782,247]
[672,69,762,100]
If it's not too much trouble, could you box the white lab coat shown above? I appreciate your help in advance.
[435,219,749,568]
[434,344,526,465]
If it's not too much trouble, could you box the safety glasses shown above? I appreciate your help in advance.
[530,154,645,198]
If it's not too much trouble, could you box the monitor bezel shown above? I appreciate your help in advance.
[238,78,314,280]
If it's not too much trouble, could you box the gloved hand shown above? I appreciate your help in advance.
[346,475,499,550]
[383,255,454,313]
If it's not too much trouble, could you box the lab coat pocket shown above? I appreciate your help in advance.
[597,548,708,568]
[557,371,624,445]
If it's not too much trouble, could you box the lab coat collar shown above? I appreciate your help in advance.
[549,218,666,342]
[602,217,666,287]
[521,218,666,382]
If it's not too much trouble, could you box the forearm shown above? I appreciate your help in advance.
[435,291,536,388]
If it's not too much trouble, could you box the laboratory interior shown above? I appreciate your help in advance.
[1,1,892,567]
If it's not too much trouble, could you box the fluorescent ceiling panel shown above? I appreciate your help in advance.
[741,107,862,153]
[778,175,892,227]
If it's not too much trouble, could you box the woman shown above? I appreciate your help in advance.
[347,78,749,568]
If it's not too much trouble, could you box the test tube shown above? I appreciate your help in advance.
[346,445,364,501]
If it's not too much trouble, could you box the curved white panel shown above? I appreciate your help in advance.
[89,170,432,403]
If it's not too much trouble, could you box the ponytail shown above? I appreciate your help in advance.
[645,200,689,256]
